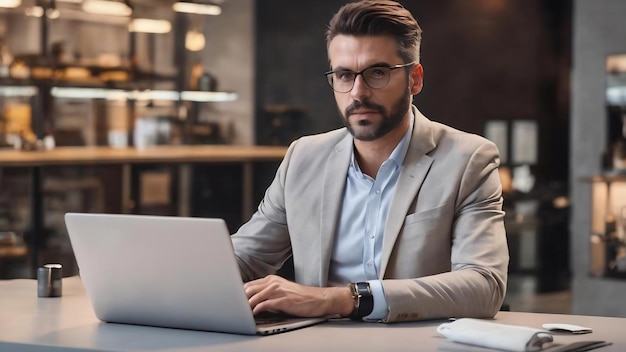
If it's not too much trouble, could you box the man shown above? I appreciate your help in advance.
[232,0,508,323]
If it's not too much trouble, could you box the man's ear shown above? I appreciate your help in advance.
[409,63,424,95]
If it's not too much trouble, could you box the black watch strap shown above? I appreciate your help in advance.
[348,282,374,320]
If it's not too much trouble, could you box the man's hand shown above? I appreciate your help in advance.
[244,275,354,317]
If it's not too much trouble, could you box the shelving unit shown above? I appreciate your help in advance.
[0,3,252,278]
[581,172,626,279]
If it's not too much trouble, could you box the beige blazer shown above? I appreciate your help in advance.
[232,106,509,322]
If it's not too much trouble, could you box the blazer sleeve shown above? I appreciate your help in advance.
[382,141,508,322]
[230,141,296,282]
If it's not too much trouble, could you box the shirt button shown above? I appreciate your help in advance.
[375,189,381,194]
[369,233,374,239]
[367,261,373,267]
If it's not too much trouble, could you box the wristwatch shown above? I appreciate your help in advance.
[348,282,374,320]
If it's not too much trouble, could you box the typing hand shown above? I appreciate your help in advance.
[243,275,353,318]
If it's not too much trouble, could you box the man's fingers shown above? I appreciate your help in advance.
[247,277,294,314]
[244,275,328,317]
[247,280,280,309]
[243,276,272,298]
[251,297,287,315]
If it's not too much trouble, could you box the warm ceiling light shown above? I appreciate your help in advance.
[0,0,21,8]
[129,18,171,33]
[25,5,44,16]
[82,0,132,16]
[185,30,205,51]
[173,2,221,16]
[25,5,59,19]
[46,7,60,19]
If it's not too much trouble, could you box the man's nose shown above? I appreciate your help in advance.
[350,74,371,99]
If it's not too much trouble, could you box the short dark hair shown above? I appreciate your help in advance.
[326,0,422,63]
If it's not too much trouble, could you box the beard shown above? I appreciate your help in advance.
[341,88,411,142]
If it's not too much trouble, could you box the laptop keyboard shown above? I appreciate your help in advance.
[254,311,289,325]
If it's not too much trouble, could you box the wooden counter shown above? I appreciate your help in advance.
[0,145,288,166]
[0,145,288,277]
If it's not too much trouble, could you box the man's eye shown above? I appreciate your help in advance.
[368,68,388,78]
[336,72,355,81]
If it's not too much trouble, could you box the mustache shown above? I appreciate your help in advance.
[345,99,385,116]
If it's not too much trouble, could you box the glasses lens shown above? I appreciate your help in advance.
[363,66,391,89]
[327,71,356,93]
[325,73,336,90]
[325,66,396,93]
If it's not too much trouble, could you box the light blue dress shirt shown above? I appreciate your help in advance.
[328,115,414,321]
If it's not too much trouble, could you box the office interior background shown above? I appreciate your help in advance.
[0,0,625,318]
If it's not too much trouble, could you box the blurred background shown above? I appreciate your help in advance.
[0,0,625,318]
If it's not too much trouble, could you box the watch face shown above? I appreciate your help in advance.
[356,282,371,292]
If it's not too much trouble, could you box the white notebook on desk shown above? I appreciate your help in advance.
[64,213,327,335]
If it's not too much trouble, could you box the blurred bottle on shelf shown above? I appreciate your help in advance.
[0,38,13,78]
[604,109,626,171]
[189,62,217,91]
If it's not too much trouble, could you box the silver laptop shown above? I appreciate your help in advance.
[64,213,327,335]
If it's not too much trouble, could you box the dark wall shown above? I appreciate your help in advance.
[255,1,342,142]
[255,0,571,183]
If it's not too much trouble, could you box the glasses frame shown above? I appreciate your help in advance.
[324,61,416,93]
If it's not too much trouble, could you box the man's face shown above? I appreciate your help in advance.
[327,35,423,141]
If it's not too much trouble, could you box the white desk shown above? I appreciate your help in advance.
[1,277,624,351]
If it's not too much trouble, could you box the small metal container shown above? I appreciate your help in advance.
[37,264,63,297]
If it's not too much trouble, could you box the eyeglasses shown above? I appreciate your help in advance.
[324,62,415,93]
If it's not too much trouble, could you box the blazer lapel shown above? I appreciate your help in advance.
[380,108,436,277]
[318,133,352,286]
